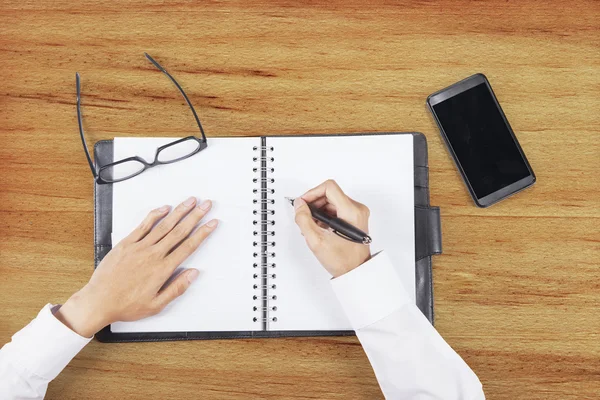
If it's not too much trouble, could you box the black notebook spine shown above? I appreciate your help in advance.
[252,137,277,330]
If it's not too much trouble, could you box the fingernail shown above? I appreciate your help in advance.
[183,197,196,207]
[158,205,170,213]
[206,219,218,228]
[198,200,212,211]
[294,198,305,210]
[187,269,199,283]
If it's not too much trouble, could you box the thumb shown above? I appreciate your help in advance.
[153,268,199,312]
[293,198,321,241]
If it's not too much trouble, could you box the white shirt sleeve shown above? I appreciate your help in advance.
[0,304,92,400]
[331,252,485,400]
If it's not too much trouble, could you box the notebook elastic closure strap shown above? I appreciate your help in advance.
[415,206,442,261]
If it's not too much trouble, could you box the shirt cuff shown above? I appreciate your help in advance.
[8,304,92,381]
[330,251,411,330]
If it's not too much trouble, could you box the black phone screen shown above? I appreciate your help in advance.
[432,83,530,199]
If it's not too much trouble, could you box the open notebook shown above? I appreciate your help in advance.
[108,134,414,333]
[93,132,441,342]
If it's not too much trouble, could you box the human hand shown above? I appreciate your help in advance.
[293,180,370,278]
[55,196,218,337]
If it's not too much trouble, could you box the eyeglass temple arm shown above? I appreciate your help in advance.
[144,53,207,143]
[76,73,98,178]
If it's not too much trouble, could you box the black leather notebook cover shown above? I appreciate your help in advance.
[93,132,441,342]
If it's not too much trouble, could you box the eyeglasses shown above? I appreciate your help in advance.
[76,53,208,184]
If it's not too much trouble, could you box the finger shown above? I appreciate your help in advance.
[153,268,199,312]
[322,203,337,217]
[316,220,329,229]
[167,219,219,267]
[142,196,197,245]
[122,205,171,244]
[301,179,352,210]
[157,200,212,253]
[311,197,329,209]
[306,197,338,217]
[293,198,323,243]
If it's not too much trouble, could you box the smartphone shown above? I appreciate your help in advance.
[427,74,535,207]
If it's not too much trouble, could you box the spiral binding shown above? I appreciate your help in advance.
[253,139,277,327]
[253,230,275,236]
[253,210,275,215]
[253,241,276,247]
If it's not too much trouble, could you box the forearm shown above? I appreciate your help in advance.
[332,252,485,399]
[0,304,92,399]
[356,305,485,399]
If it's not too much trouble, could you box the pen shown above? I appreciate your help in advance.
[285,197,372,245]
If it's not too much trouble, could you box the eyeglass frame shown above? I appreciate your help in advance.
[76,53,208,184]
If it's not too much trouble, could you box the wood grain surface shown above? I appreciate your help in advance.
[1,1,599,399]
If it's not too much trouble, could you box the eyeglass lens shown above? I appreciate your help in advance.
[99,160,146,182]
[157,139,201,163]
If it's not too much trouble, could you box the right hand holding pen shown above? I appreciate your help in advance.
[294,180,371,278]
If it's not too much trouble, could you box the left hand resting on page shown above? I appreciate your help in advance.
[54,196,218,337]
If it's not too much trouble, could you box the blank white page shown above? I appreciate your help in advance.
[269,134,415,331]
[110,137,260,333]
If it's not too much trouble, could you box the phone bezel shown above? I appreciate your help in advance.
[427,73,536,208]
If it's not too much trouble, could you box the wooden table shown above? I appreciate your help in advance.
[1,1,598,398]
